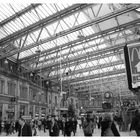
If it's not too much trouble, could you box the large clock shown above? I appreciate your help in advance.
[104,92,112,99]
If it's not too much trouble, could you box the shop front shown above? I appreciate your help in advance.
[7,104,15,121]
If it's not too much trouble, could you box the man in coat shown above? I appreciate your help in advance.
[18,117,32,136]
[130,108,140,136]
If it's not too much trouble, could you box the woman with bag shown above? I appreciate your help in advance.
[101,113,120,136]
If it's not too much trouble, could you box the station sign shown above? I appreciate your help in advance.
[124,44,140,90]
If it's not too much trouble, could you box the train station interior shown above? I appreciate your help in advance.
[0,2,140,136]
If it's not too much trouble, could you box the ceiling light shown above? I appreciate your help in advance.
[77,34,85,39]
[4,59,8,64]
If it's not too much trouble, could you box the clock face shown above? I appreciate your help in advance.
[105,92,110,98]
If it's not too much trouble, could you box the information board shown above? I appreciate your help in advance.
[124,44,140,90]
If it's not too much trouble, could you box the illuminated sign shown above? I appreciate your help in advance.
[124,44,140,89]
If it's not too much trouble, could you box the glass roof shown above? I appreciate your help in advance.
[0,3,140,84]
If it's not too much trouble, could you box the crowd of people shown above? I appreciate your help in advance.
[0,108,140,136]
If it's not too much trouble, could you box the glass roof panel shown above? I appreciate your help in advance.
[0,3,30,22]
[0,4,72,41]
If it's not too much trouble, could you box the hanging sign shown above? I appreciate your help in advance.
[124,43,140,90]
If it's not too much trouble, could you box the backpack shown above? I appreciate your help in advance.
[83,121,92,135]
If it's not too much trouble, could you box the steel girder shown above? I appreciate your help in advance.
[61,68,125,84]
[18,4,140,63]
[19,18,140,72]
[0,4,139,60]
[22,36,139,74]
[72,75,126,91]
[0,4,92,46]
[21,32,133,66]
[73,79,127,93]
[47,54,124,80]
[0,4,41,27]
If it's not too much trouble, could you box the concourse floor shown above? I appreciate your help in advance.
[0,124,131,137]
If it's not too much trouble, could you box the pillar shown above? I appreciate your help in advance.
[15,103,20,120]
[2,104,8,120]
[39,107,42,119]
[33,105,35,119]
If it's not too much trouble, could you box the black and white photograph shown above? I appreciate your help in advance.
[0,1,140,137]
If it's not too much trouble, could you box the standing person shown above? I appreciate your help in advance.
[42,118,47,133]
[130,109,140,136]
[61,117,65,135]
[71,117,78,136]
[101,113,120,136]
[83,114,93,136]
[38,119,42,131]
[57,117,63,135]
[98,115,102,129]
[15,120,20,133]
[78,118,82,129]
[32,120,38,136]
[18,117,32,136]
[5,120,11,136]
[49,116,59,136]
[64,117,72,136]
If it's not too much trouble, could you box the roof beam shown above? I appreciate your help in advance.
[0,4,139,60]
[72,75,126,88]
[62,68,125,84]
[48,60,124,80]
[21,32,133,65]
[19,4,140,62]
[0,4,92,46]
[50,49,124,74]
[0,4,41,27]
[22,37,140,73]
[19,18,140,66]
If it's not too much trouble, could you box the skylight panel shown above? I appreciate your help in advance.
[19,50,33,59]
[0,29,7,39]
[34,6,47,19]
[29,31,38,42]
[20,14,33,27]
[1,4,15,17]
[44,4,54,15]
[13,18,25,29]
[0,9,8,21]
[40,4,51,17]
[46,24,55,36]
[22,12,36,25]
[56,4,65,10]
[50,4,58,13]
[3,23,14,34]
[28,10,40,22]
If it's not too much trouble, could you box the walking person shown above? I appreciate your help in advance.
[49,116,59,136]
[64,117,72,136]
[101,113,120,136]
[130,108,140,136]
[38,119,42,131]
[5,120,11,136]
[71,117,78,136]
[18,117,32,136]
[83,114,93,136]
[42,118,47,133]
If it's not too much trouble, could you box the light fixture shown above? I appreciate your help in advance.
[30,72,33,77]
[35,49,41,54]
[4,59,8,64]
[89,97,95,101]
